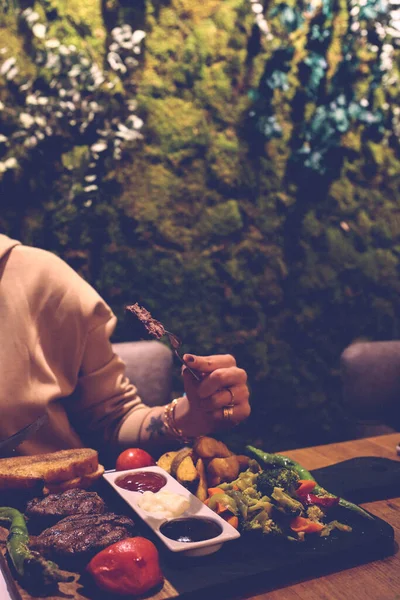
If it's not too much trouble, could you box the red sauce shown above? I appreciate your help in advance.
[115,471,167,493]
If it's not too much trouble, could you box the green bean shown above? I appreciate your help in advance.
[246,446,373,520]
[0,507,73,587]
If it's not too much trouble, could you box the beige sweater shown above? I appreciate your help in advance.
[0,235,152,456]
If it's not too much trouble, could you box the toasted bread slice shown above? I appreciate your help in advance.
[0,448,99,490]
[43,464,105,494]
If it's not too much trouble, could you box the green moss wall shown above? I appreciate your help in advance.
[1,0,399,450]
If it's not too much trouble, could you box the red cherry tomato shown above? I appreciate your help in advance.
[116,448,156,471]
[87,537,163,596]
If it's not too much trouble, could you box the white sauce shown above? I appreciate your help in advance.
[138,490,190,519]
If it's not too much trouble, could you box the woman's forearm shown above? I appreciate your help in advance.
[117,401,188,452]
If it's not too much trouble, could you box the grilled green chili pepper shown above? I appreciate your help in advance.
[0,507,73,587]
[246,446,373,520]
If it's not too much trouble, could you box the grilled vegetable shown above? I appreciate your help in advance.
[301,493,340,508]
[236,455,253,472]
[170,448,193,476]
[87,537,163,596]
[271,487,304,516]
[290,516,324,534]
[206,492,238,514]
[257,467,300,497]
[116,448,155,471]
[296,479,317,496]
[193,437,232,459]
[207,455,240,486]
[157,451,179,474]
[175,455,199,487]
[0,507,72,588]
[194,458,208,501]
[320,520,353,537]
[246,446,373,520]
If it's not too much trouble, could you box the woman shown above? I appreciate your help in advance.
[0,234,250,458]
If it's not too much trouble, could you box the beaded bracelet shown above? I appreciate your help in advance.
[163,398,192,444]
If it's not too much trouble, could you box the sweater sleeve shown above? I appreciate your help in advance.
[70,310,153,449]
[23,246,153,450]
[6,243,167,454]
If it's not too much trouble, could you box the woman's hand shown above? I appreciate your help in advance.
[174,354,251,438]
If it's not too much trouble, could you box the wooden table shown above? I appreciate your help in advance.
[235,432,400,600]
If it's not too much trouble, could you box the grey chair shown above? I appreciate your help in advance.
[340,341,400,436]
[112,340,174,408]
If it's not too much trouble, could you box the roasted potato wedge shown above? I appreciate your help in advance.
[194,457,208,502]
[236,455,252,473]
[193,436,232,459]
[157,451,180,474]
[206,455,240,487]
[170,447,194,477]
[176,455,199,487]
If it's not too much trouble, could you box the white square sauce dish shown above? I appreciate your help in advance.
[103,465,240,557]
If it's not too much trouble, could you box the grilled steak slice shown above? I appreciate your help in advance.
[33,512,135,564]
[26,488,106,527]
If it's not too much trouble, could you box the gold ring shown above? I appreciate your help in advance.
[222,406,234,421]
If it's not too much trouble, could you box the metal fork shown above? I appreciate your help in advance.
[164,330,201,381]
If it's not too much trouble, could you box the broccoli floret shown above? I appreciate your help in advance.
[271,487,304,516]
[247,497,273,515]
[256,467,300,497]
[242,511,284,536]
[320,520,352,537]
[220,470,259,493]
[307,505,324,522]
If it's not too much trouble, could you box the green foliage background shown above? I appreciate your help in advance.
[1,0,399,451]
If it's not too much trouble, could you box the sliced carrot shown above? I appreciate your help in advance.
[304,522,324,533]
[222,514,239,529]
[214,501,230,515]
[296,480,317,496]
[207,487,225,497]
[290,516,324,534]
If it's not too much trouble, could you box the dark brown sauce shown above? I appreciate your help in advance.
[160,518,222,543]
[115,471,167,493]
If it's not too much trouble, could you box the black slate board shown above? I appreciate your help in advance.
[311,456,400,504]
[95,461,396,600]
[2,459,396,600]
[159,505,394,599]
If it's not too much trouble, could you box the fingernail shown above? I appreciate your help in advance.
[184,354,195,363]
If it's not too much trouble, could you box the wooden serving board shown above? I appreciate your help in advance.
[0,460,396,600]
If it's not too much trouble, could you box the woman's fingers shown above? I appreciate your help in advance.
[183,354,237,372]
[200,384,249,412]
[181,354,251,433]
[195,366,247,398]
[211,400,251,428]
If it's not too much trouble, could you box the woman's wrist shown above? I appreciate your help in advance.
[163,396,193,444]
[138,405,184,446]
[119,400,192,450]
